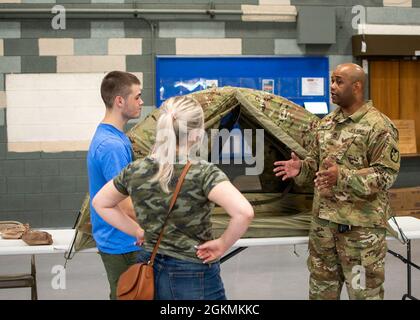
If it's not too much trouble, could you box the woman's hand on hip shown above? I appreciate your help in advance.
[195,238,228,264]
[135,227,145,246]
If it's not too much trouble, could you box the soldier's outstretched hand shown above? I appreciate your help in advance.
[273,152,302,181]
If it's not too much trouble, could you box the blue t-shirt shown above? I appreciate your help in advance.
[87,123,139,254]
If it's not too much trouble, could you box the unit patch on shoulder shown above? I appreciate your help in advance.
[390,147,400,163]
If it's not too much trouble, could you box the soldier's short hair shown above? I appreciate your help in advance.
[100,71,141,109]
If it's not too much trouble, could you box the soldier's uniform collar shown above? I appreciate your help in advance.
[334,100,373,124]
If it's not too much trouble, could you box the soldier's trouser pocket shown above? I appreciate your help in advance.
[337,228,387,300]
[307,217,344,300]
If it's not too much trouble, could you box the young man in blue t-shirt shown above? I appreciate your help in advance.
[87,71,144,299]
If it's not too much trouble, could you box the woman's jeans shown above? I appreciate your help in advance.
[137,250,226,300]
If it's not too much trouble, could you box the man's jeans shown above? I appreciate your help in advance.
[137,250,226,300]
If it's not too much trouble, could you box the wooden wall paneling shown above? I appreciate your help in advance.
[369,60,400,120]
[399,61,420,153]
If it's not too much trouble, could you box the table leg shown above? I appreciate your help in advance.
[221,247,248,264]
[31,255,38,300]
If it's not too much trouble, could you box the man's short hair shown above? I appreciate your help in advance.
[100,71,141,108]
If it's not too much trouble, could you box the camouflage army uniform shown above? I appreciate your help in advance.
[294,101,400,300]
[113,157,229,263]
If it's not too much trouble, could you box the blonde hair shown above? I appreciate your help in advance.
[150,96,204,193]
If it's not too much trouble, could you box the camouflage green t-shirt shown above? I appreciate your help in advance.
[113,157,229,263]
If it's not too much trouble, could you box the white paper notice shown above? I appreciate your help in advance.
[302,77,324,96]
[205,79,218,88]
[304,102,329,114]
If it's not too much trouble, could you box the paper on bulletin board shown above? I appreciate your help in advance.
[205,79,218,88]
[262,79,274,94]
[302,77,324,96]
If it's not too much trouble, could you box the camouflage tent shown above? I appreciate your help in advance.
[72,87,320,252]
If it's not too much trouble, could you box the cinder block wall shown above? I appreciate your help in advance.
[0,0,419,227]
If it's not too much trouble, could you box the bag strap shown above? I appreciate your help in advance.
[149,161,192,265]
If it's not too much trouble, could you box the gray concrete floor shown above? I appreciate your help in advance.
[0,239,419,300]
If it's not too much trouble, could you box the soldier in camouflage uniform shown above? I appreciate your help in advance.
[93,96,254,300]
[274,63,400,299]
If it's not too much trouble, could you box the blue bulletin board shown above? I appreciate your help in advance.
[155,56,330,113]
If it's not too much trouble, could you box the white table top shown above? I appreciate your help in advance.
[235,217,420,247]
[0,229,76,255]
[388,216,420,241]
[1,217,420,255]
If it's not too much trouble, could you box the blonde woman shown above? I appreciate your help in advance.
[93,96,254,300]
